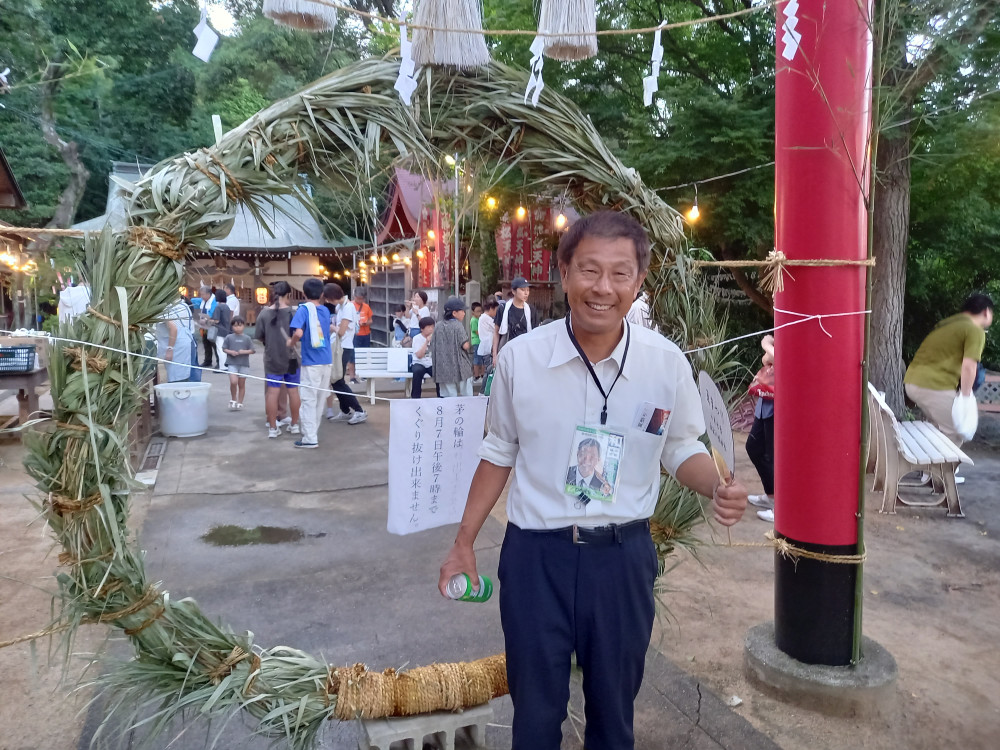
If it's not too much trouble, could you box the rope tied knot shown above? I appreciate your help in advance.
[759,250,793,294]
[206,646,252,684]
[64,346,109,373]
[127,226,189,261]
[764,530,867,567]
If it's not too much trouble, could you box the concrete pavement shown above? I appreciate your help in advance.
[79,357,779,749]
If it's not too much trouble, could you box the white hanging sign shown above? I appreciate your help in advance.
[643,25,664,107]
[523,36,545,107]
[192,11,219,63]
[781,0,802,61]
[394,20,418,104]
[387,397,487,535]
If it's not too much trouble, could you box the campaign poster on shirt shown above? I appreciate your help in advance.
[387,397,487,535]
[564,426,624,504]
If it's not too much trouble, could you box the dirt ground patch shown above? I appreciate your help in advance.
[654,420,1000,750]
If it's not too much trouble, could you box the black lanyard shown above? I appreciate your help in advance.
[565,315,630,426]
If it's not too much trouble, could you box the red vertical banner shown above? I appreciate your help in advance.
[773,0,873,664]
[512,213,530,278]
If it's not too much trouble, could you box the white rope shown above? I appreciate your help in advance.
[0,330,400,402]
[681,308,871,355]
[1,308,870,402]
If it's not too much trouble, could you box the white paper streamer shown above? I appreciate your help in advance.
[192,10,219,63]
[394,20,418,105]
[523,36,546,107]
[781,0,802,61]
[642,25,664,107]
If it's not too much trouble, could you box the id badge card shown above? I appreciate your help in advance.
[565,425,624,504]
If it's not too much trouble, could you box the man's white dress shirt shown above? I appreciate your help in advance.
[478,317,708,530]
[226,294,241,318]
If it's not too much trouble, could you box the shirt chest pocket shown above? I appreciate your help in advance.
[618,427,667,495]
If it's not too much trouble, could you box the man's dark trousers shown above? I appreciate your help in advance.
[201,330,216,368]
[498,522,657,750]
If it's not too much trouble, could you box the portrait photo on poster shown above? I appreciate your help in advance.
[565,425,624,503]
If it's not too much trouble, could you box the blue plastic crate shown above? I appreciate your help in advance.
[0,345,37,373]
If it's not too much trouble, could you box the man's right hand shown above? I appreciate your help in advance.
[438,541,478,598]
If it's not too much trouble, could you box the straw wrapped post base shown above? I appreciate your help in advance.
[332,654,508,720]
[22,59,720,749]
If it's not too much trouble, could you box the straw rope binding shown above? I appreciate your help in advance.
[299,0,773,38]
[693,251,877,294]
[331,654,509,720]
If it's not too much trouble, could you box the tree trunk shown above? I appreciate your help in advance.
[35,61,89,253]
[870,129,911,414]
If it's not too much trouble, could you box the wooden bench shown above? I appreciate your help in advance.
[867,383,972,517]
[354,347,413,405]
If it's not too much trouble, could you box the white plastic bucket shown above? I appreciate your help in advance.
[155,382,211,437]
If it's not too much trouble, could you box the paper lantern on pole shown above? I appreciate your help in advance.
[255,286,270,304]
[538,0,597,61]
[263,0,338,32]
[412,0,491,69]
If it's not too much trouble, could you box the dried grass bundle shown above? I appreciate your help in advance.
[411,0,491,69]
[539,0,598,61]
[263,0,338,32]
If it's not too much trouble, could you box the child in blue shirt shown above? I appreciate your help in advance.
[290,278,332,448]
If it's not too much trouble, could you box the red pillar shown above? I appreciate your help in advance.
[773,0,873,665]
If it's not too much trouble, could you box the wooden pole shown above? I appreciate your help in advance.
[772,0,873,666]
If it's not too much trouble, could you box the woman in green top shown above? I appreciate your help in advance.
[470,301,484,382]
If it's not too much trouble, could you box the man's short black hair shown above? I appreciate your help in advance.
[471,301,482,311]
[557,210,651,272]
[224,283,236,294]
[231,316,245,326]
[303,278,323,300]
[961,293,994,315]
[419,316,435,329]
[577,437,601,456]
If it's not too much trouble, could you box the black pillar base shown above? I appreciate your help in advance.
[774,532,858,666]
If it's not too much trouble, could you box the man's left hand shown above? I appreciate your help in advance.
[712,478,748,526]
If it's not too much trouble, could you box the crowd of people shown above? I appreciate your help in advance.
[152,275,550,442]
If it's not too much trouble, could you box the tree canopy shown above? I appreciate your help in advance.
[0,0,997,369]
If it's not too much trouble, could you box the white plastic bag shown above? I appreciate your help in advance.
[951,394,979,442]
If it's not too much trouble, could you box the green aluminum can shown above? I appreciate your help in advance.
[446,573,493,602]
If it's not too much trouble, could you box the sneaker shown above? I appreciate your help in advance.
[236,402,244,410]
[268,427,281,439]
[293,440,318,449]
[228,400,237,410]
[756,509,774,523]
[328,411,353,422]
[277,416,292,427]
[348,410,368,425]
[748,494,774,510]
[287,423,301,435]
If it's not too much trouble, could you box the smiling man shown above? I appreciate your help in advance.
[439,210,748,750]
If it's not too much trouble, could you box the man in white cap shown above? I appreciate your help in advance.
[493,276,534,360]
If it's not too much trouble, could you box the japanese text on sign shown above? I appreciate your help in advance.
[387,397,487,535]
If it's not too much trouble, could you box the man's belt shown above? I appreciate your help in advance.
[526,519,650,546]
